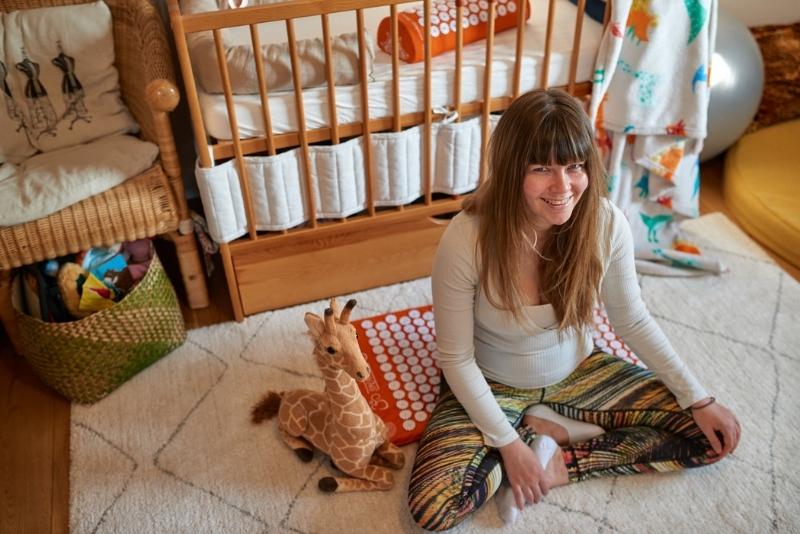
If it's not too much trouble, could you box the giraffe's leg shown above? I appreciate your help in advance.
[373,440,405,470]
[369,452,394,469]
[278,428,315,463]
[318,464,395,493]
[278,391,328,462]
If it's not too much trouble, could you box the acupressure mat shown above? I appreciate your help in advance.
[356,304,638,444]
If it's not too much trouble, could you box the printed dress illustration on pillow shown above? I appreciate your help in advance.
[11,43,99,140]
[52,42,92,130]
[4,44,93,144]
[3,0,138,154]
[1,60,28,136]
[0,19,37,164]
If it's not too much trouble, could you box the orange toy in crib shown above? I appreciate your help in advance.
[376,0,531,64]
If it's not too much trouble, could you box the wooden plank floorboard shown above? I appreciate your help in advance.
[0,336,67,534]
[0,154,797,532]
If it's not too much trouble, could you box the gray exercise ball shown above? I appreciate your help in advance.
[700,9,764,162]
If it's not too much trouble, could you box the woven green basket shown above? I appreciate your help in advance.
[14,252,186,404]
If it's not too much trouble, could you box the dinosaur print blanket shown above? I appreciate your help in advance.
[589,0,723,274]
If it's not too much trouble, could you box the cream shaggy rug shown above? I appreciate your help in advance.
[70,213,800,534]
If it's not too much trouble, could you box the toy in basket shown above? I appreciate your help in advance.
[251,298,405,492]
[11,248,186,404]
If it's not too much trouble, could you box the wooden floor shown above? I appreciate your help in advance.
[1,155,798,533]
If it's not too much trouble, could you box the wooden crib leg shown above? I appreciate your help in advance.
[169,231,210,310]
[0,269,23,355]
[219,242,244,322]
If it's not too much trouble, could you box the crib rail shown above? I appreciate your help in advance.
[167,0,610,319]
[179,0,412,31]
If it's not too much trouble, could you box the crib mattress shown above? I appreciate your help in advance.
[198,0,604,141]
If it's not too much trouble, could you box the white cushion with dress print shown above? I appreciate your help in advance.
[0,1,158,226]
[2,1,138,154]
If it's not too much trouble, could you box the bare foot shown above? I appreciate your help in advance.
[523,415,570,446]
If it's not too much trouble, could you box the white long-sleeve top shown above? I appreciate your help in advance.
[431,199,708,448]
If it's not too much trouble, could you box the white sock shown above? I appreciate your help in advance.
[525,404,605,444]
[495,435,559,525]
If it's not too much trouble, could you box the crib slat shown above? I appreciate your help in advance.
[541,0,556,89]
[167,1,212,168]
[390,5,401,133]
[512,0,526,99]
[479,0,497,185]
[321,14,341,144]
[355,9,376,217]
[389,6,404,214]
[213,29,258,240]
[286,19,319,228]
[249,26,276,156]
[423,0,432,204]
[454,1,464,122]
[567,0,587,94]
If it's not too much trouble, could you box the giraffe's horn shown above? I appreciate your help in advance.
[330,297,341,317]
[340,299,357,324]
[324,307,335,332]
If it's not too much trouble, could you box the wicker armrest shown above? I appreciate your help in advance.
[107,0,189,223]
[106,0,177,145]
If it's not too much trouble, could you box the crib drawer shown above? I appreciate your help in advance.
[231,217,447,316]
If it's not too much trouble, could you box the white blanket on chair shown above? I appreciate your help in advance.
[0,135,158,227]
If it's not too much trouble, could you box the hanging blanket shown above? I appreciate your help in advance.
[590,0,724,274]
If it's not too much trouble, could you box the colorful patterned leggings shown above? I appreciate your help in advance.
[407,351,717,531]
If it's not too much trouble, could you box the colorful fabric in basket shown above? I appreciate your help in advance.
[355,304,641,445]
[14,252,186,404]
[376,0,530,64]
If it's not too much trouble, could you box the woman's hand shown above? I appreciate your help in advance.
[498,438,548,510]
[691,398,741,459]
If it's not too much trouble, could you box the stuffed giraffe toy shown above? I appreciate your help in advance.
[251,298,405,492]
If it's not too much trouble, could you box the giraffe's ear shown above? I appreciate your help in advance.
[304,312,325,337]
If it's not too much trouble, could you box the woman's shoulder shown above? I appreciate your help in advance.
[598,198,633,259]
[445,210,480,242]
[435,211,481,265]
[434,210,481,278]
[599,198,627,235]
[599,197,620,221]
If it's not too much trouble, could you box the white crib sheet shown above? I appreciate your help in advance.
[197,0,604,141]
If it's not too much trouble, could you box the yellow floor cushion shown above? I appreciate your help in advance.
[724,119,800,269]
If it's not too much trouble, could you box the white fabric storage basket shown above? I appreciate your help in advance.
[195,115,500,243]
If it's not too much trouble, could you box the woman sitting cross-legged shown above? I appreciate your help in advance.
[406,88,741,531]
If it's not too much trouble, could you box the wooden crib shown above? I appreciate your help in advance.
[166,0,610,321]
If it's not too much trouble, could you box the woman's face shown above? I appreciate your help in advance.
[522,162,589,231]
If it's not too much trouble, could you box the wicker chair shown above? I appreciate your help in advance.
[0,0,210,354]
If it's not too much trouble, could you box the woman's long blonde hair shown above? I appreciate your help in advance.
[463,89,607,331]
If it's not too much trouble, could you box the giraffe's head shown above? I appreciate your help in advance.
[304,298,370,382]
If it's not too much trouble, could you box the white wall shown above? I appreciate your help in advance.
[719,0,800,27]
